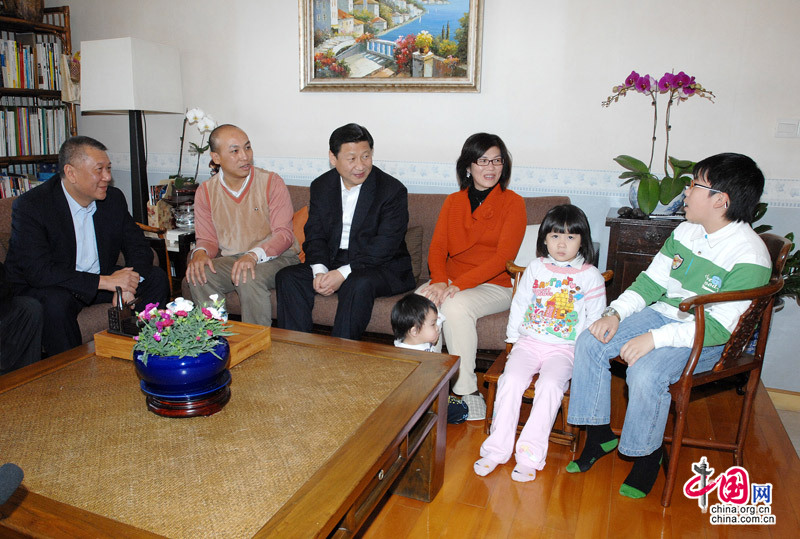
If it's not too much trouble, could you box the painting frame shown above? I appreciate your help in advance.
[299,0,483,92]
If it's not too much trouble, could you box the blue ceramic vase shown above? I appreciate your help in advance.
[134,337,230,396]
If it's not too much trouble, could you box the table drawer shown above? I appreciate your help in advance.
[615,223,674,254]
[336,438,408,536]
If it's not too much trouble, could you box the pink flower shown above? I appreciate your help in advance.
[196,336,202,341]
[152,333,162,342]
[202,308,212,319]
[635,75,653,93]
[624,70,640,87]
[658,72,675,92]
[175,310,188,317]
[673,71,691,89]
[206,329,213,336]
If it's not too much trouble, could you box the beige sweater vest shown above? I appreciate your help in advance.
[207,168,274,257]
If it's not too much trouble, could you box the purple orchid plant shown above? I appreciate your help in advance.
[603,70,715,214]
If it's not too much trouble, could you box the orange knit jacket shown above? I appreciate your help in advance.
[428,186,527,290]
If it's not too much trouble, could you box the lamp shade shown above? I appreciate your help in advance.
[80,37,183,113]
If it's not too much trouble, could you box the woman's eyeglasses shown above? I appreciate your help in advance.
[475,157,504,166]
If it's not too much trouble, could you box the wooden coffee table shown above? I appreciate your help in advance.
[0,329,458,538]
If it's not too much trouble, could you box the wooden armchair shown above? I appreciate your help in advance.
[613,232,791,507]
[483,260,612,452]
[136,223,173,299]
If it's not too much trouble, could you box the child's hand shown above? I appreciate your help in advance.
[619,333,655,366]
[589,316,619,343]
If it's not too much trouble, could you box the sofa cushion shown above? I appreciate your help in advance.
[514,224,540,267]
[293,205,309,263]
[406,226,423,282]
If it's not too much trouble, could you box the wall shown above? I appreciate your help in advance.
[48,0,800,389]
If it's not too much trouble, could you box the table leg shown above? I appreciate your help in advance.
[393,385,447,502]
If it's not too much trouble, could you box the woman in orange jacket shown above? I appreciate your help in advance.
[418,133,526,421]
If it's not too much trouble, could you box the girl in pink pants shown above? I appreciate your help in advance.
[474,205,606,482]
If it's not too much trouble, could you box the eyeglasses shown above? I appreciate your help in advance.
[687,179,724,194]
[475,157,504,166]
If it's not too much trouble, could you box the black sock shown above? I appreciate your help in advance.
[566,424,618,473]
[619,446,663,499]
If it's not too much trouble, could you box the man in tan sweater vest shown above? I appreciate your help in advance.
[186,125,300,325]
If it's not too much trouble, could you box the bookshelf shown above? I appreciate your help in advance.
[0,5,76,187]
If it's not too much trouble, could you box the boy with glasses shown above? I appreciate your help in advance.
[565,153,771,499]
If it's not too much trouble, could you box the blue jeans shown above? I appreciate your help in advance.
[567,307,723,456]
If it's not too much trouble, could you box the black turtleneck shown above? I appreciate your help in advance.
[467,182,493,213]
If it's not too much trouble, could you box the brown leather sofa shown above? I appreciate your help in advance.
[182,185,569,353]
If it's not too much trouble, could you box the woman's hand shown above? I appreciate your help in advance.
[419,282,460,307]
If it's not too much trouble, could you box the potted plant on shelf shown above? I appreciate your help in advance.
[603,70,715,215]
[132,295,234,417]
[171,107,217,191]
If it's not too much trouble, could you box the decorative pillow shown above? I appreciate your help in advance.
[514,224,540,267]
[292,206,309,263]
[405,226,423,281]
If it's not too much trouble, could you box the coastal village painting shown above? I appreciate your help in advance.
[301,0,482,91]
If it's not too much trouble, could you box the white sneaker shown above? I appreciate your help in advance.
[462,393,486,421]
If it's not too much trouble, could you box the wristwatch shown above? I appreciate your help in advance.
[601,306,620,321]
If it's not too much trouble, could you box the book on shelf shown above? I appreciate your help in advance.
[0,30,62,91]
[0,95,68,157]
[0,172,45,198]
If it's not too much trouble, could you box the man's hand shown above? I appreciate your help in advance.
[186,250,215,286]
[99,267,139,296]
[231,252,258,286]
[111,289,136,307]
[313,270,345,296]
[619,333,655,367]
[588,316,619,344]
[418,281,460,307]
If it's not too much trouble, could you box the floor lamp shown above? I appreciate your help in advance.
[80,37,184,223]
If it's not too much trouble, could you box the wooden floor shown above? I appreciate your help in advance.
[363,376,800,538]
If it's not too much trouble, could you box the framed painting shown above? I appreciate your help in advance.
[299,0,484,92]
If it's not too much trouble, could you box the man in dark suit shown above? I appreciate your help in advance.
[0,261,43,374]
[4,136,169,356]
[276,123,415,340]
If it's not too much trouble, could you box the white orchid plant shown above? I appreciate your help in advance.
[172,108,217,187]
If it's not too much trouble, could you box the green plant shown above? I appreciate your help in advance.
[603,70,715,214]
[752,203,799,305]
[133,295,233,364]
[614,155,695,214]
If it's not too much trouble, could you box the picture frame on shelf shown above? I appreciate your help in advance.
[298,0,483,92]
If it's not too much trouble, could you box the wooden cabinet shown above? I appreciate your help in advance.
[605,208,682,301]
[0,6,76,178]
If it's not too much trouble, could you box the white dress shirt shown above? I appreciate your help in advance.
[62,182,100,274]
[311,177,361,280]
